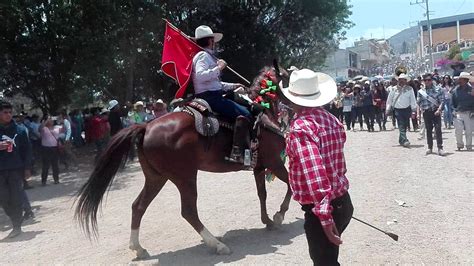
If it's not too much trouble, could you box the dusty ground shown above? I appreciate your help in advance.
[1,125,473,265]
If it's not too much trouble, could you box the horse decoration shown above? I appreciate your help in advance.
[75,65,293,260]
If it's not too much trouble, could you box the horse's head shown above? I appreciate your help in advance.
[247,60,295,131]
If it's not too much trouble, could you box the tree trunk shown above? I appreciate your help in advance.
[125,55,136,102]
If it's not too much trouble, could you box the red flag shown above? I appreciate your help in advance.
[161,22,202,98]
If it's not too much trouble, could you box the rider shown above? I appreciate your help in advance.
[191,25,251,163]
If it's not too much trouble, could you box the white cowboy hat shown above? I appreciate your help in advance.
[458,72,474,82]
[396,73,411,81]
[134,101,144,107]
[108,99,119,110]
[280,69,337,107]
[194,25,223,42]
[156,99,164,104]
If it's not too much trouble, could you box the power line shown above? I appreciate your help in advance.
[454,0,467,14]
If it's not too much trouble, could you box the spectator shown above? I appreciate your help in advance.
[372,82,388,131]
[39,115,61,185]
[361,81,375,132]
[417,73,446,156]
[386,74,417,148]
[90,109,110,161]
[107,100,123,136]
[153,99,168,119]
[440,75,454,128]
[452,72,474,151]
[129,101,146,124]
[342,87,354,131]
[70,109,85,147]
[352,85,364,131]
[58,111,77,169]
[0,100,33,238]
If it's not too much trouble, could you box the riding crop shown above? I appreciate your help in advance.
[352,216,399,241]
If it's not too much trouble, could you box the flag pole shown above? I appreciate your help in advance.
[163,19,251,85]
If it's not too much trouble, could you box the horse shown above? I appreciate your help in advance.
[75,66,292,259]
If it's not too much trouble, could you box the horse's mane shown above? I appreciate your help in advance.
[248,66,278,101]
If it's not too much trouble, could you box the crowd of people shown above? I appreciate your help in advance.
[0,98,173,238]
[326,70,474,155]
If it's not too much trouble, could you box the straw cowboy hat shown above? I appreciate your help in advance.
[396,73,411,81]
[108,99,119,110]
[194,25,223,42]
[280,69,337,107]
[458,72,474,82]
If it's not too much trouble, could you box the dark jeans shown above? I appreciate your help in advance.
[0,169,25,229]
[302,193,354,266]
[343,111,353,130]
[352,107,363,129]
[41,146,59,183]
[394,107,412,145]
[196,90,251,120]
[423,110,443,149]
[374,106,387,129]
[362,105,375,129]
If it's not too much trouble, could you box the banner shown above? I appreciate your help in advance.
[161,21,201,98]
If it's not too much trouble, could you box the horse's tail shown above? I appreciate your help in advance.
[74,124,147,238]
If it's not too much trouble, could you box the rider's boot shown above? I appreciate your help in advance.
[228,116,250,163]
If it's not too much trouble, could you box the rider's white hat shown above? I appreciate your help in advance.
[194,25,223,42]
[280,69,337,107]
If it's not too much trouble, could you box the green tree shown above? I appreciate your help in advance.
[1,0,352,112]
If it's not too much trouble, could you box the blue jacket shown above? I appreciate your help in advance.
[0,120,32,171]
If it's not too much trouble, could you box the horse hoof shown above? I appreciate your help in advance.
[266,222,277,231]
[216,242,231,255]
[273,212,284,226]
[135,248,151,260]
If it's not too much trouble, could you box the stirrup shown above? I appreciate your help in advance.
[226,146,243,163]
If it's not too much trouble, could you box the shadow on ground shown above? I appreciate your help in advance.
[145,218,305,265]
[0,230,44,243]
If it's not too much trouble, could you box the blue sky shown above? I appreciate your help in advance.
[340,0,474,48]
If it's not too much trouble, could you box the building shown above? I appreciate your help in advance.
[419,12,474,56]
[321,48,361,81]
[347,38,391,70]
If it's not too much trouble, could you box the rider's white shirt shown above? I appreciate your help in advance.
[192,48,234,94]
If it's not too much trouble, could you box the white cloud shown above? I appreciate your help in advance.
[340,27,402,48]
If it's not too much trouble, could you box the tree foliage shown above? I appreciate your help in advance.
[1,0,352,113]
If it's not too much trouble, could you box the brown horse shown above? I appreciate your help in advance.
[75,67,292,259]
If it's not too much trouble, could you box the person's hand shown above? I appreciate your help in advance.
[234,87,246,94]
[24,169,31,180]
[217,59,227,71]
[0,141,8,151]
[322,223,342,246]
[434,110,441,116]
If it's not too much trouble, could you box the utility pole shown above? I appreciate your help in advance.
[411,0,434,72]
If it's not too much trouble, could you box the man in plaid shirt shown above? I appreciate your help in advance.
[281,69,353,265]
[416,73,446,156]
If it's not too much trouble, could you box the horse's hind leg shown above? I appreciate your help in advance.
[129,155,167,259]
[269,166,291,226]
[173,171,231,255]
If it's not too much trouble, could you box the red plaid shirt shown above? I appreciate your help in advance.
[286,107,349,226]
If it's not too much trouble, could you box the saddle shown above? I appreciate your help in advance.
[182,99,222,137]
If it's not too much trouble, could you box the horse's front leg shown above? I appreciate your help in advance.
[253,167,275,229]
[269,166,292,226]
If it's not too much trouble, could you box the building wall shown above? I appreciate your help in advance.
[422,24,474,45]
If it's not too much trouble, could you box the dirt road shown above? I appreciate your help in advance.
[1,127,473,264]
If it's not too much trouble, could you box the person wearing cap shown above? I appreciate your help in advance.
[386,73,417,147]
[416,73,446,156]
[282,69,353,265]
[386,77,399,129]
[192,25,250,163]
[451,72,474,151]
[153,99,168,119]
[108,99,123,136]
[129,101,146,125]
